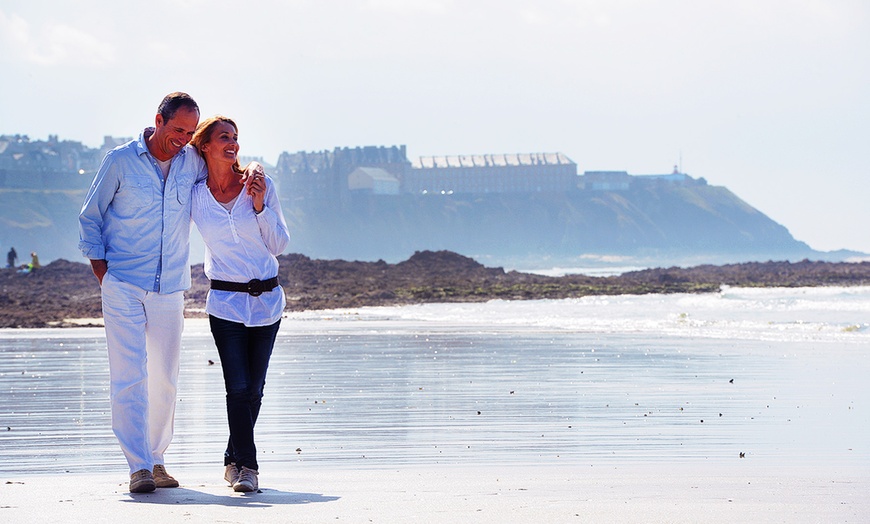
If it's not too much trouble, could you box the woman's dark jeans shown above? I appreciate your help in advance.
[209,315,281,471]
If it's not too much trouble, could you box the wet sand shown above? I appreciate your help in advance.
[1,312,868,522]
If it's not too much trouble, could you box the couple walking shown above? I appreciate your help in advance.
[78,92,290,493]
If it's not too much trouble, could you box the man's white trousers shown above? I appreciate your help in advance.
[101,273,184,474]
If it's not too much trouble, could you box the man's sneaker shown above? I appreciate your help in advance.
[233,466,259,492]
[224,463,240,486]
[130,468,156,493]
[152,464,179,488]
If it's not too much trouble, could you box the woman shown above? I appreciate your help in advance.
[190,116,290,492]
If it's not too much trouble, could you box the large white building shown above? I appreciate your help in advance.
[404,152,578,194]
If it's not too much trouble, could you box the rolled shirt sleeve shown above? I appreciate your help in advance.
[255,178,291,256]
[78,149,124,260]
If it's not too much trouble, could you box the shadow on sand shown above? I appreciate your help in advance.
[122,487,339,507]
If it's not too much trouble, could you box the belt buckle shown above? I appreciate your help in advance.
[246,278,263,297]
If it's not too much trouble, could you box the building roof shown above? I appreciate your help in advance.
[412,152,574,169]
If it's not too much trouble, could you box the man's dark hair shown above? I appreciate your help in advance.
[157,92,199,122]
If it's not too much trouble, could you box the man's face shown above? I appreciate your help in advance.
[150,107,199,161]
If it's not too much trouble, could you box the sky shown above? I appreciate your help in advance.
[1,0,868,254]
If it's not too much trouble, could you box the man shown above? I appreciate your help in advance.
[78,92,205,493]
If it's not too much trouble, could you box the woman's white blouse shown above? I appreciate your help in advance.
[191,175,290,326]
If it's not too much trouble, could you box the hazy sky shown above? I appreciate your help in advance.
[1,0,868,254]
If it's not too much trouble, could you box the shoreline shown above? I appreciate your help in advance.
[29,280,870,335]
[2,252,870,328]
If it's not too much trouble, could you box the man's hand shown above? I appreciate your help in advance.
[247,172,266,213]
[241,161,266,211]
[240,161,265,186]
[90,259,108,285]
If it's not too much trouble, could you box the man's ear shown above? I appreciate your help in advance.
[155,114,164,128]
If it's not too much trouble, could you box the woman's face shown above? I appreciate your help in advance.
[201,121,239,166]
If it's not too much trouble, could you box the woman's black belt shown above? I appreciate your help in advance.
[210,276,279,297]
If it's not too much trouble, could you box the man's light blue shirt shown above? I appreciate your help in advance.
[78,129,206,293]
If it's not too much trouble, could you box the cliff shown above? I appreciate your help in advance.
[284,180,817,265]
[0,134,855,266]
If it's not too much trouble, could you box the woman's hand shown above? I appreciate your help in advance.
[246,171,266,213]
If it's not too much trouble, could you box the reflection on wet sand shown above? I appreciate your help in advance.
[2,315,867,478]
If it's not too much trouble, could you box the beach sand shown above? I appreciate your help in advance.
[2,464,867,523]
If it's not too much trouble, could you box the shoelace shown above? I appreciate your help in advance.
[239,469,255,483]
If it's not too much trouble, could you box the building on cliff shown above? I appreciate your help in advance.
[581,166,703,191]
[0,134,104,189]
[275,145,409,205]
[406,152,577,195]
[3,132,703,202]
[274,146,579,203]
[348,167,401,195]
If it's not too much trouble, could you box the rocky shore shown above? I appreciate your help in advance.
[2,250,870,328]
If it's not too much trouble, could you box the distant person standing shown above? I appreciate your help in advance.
[77,92,207,494]
[6,247,17,268]
[190,116,290,492]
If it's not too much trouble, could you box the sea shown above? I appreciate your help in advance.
[1,285,868,476]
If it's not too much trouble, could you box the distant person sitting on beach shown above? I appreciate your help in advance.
[16,251,39,274]
[6,247,17,268]
[190,116,290,493]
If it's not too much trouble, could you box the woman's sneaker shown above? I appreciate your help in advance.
[233,466,259,492]
[224,463,240,486]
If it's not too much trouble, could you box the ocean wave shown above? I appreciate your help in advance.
[284,286,870,343]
